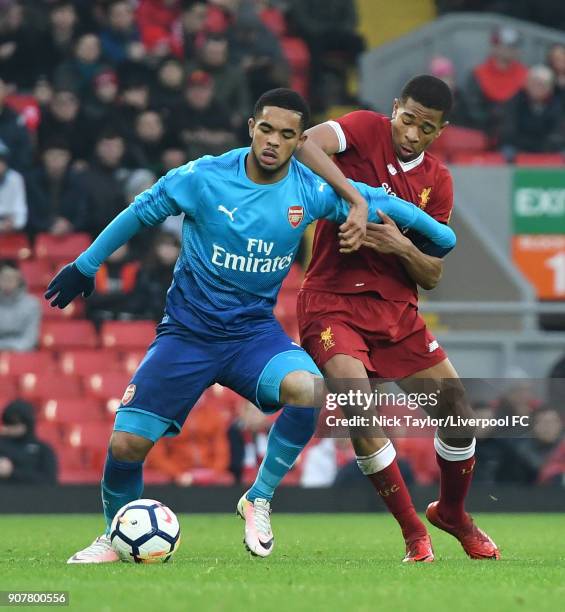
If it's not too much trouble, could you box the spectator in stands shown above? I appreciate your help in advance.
[172,70,236,159]
[0,0,38,90]
[0,77,32,172]
[114,76,151,141]
[471,401,505,484]
[501,65,565,156]
[0,260,40,352]
[160,135,188,175]
[429,56,473,127]
[38,88,92,162]
[466,25,528,140]
[538,437,565,486]
[228,3,289,101]
[0,140,27,234]
[151,58,185,117]
[81,130,129,237]
[135,0,183,60]
[130,231,180,321]
[131,110,168,175]
[145,398,231,486]
[83,69,120,132]
[187,34,251,130]
[178,0,209,60]
[85,242,140,325]
[497,406,563,485]
[25,139,87,237]
[547,43,565,104]
[0,399,57,484]
[100,0,143,66]
[41,1,82,81]
[53,33,105,96]
[288,0,364,110]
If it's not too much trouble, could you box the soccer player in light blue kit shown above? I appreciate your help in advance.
[46,89,456,563]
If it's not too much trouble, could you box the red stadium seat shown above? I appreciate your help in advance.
[428,126,488,160]
[58,468,101,485]
[121,351,145,375]
[34,233,91,263]
[515,153,565,167]
[65,421,113,450]
[0,351,56,376]
[19,372,82,401]
[40,320,97,350]
[0,233,32,260]
[274,289,298,319]
[280,263,304,292]
[19,259,54,290]
[59,349,122,375]
[83,371,130,402]
[35,421,63,447]
[451,152,507,166]
[35,291,85,320]
[40,398,105,424]
[144,470,172,485]
[0,376,18,406]
[100,321,156,350]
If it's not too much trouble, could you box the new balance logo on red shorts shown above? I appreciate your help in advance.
[428,340,439,353]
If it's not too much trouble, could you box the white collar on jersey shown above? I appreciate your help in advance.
[397,151,425,172]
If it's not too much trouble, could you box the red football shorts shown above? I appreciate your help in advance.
[297,290,447,379]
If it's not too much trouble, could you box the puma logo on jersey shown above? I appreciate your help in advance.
[218,205,238,221]
[387,163,398,176]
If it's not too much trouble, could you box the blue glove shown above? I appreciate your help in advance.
[44,263,95,309]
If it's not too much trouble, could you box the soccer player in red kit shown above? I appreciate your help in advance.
[296,75,500,562]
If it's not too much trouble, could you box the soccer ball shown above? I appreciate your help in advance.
[110,499,181,563]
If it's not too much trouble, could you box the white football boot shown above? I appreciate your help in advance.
[236,494,275,558]
[67,535,119,564]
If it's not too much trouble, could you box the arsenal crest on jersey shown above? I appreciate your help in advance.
[287,205,304,228]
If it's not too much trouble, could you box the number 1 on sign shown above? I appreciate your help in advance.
[545,252,565,295]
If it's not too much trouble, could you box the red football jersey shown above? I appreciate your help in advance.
[302,111,454,305]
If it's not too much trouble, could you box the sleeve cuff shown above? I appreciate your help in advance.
[325,120,347,153]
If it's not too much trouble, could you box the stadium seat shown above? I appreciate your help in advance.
[428,126,488,160]
[34,233,91,263]
[100,321,156,350]
[39,398,105,424]
[0,376,18,406]
[19,259,54,290]
[35,292,85,320]
[280,263,304,292]
[281,37,311,98]
[121,351,145,375]
[19,372,82,401]
[65,421,113,450]
[40,320,97,350]
[59,349,122,375]
[0,233,32,260]
[515,153,565,167]
[451,152,507,166]
[274,289,298,319]
[83,371,130,402]
[144,470,172,485]
[35,421,63,447]
[0,351,56,376]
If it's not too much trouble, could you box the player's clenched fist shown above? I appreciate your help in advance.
[44,263,95,309]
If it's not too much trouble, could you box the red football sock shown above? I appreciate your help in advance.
[366,459,428,543]
[436,454,475,525]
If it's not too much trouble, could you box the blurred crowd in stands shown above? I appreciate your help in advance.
[0,0,564,489]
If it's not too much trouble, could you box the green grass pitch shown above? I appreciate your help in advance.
[1,514,564,612]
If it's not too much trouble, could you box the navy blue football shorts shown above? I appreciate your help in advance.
[113,319,321,442]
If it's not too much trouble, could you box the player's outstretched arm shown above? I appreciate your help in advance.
[45,207,144,308]
[356,182,457,257]
[45,166,187,309]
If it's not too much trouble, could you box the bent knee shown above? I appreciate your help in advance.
[279,370,321,406]
[110,431,153,462]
